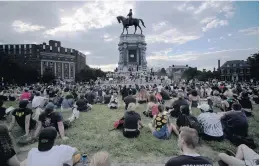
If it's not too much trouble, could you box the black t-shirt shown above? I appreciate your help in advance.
[12,108,36,130]
[124,111,141,130]
[39,112,63,132]
[124,95,136,105]
[76,99,88,111]
[0,148,16,166]
[165,155,213,166]
[0,107,6,120]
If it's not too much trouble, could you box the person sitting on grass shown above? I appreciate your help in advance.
[0,100,6,120]
[90,151,111,166]
[176,105,203,136]
[168,92,189,118]
[238,92,253,116]
[137,87,148,104]
[8,100,36,138]
[123,103,144,138]
[34,102,69,141]
[27,127,80,166]
[0,124,21,166]
[108,92,119,109]
[143,94,159,118]
[61,95,74,111]
[19,88,31,101]
[76,94,91,112]
[165,127,213,166]
[218,144,259,166]
[189,89,200,108]
[123,90,136,111]
[197,104,224,141]
[148,104,179,139]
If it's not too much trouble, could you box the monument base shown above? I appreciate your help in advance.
[118,34,147,74]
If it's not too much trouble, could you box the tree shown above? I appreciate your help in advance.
[42,68,55,83]
[247,52,259,81]
[182,67,199,80]
[159,68,167,76]
[75,65,106,82]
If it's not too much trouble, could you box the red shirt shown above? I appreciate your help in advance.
[20,92,31,101]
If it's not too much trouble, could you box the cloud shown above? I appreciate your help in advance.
[202,19,228,32]
[44,1,135,36]
[12,20,45,33]
[228,33,232,36]
[89,64,117,72]
[238,27,259,36]
[200,16,216,24]
[147,48,258,70]
[219,36,225,40]
[102,34,117,42]
[152,21,167,31]
[146,28,201,44]
[208,39,211,42]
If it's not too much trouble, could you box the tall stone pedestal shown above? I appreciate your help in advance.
[117,34,147,73]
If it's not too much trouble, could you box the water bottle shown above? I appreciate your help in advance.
[81,154,88,166]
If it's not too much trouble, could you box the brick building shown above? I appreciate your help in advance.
[220,60,250,82]
[0,40,86,80]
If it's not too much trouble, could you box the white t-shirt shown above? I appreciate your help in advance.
[26,145,76,166]
[157,85,163,92]
[32,96,46,108]
[197,112,223,137]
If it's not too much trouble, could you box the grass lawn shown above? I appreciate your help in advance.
[3,100,259,164]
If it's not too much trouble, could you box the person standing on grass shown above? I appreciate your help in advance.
[165,127,213,166]
[148,104,179,139]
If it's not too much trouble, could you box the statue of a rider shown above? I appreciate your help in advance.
[127,9,133,27]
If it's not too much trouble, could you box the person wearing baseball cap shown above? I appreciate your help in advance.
[34,102,68,141]
[27,127,79,166]
[197,104,224,141]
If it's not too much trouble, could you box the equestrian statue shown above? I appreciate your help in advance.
[117,9,146,35]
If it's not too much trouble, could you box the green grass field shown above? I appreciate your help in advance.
[3,100,259,164]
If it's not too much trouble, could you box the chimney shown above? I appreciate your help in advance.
[218,60,220,70]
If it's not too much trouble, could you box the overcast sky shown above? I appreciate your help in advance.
[0,1,258,71]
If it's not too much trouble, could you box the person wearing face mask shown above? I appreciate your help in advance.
[165,127,213,166]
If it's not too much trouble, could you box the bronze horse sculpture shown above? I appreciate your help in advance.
[117,16,146,34]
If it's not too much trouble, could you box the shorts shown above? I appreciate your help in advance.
[123,130,140,138]
[153,126,170,140]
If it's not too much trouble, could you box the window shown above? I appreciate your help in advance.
[24,44,26,49]
[58,47,60,52]
[19,45,21,49]
[43,45,45,49]
[65,48,67,53]
[227,69,230,74]
[8,45,10,50]
[233,64,236,67]
[226,64,230,67]
[240,63,243,67]
[29,44,32,49]
[30,49,32,54]
[50,46,52,50]
[240,69,243,73]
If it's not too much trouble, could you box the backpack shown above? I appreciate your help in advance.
[186,116,204,135]
[110,117,124,131]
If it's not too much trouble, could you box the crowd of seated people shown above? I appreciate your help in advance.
[0,80,258,166]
